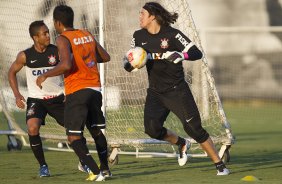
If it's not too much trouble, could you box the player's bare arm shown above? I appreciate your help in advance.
[95,39,111,63]
[36,36,72,89]
[8,51,27,109]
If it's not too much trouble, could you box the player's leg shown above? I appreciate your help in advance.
[86,90,111,177]
[144,88,188,161]
[77,136,91,173]
[152,86,190,166]
[144,88,169,140]
[167,82,229,175]
[44,94,65,127]
[44,94,90,173]
[26,98,50,177]
[183,115,229,175]
[64,89,104,181]
[87,125,111,177]
[200,137,229,175]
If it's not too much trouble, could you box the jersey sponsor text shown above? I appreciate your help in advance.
[175,33,190,47]
[73,36,94,45]
[147,52,166,60]
[32,68,51,76]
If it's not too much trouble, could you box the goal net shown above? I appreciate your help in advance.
[0,0,234,158]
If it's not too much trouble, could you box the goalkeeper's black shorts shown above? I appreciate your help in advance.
[144,81,199,122]
[144,81,209,142]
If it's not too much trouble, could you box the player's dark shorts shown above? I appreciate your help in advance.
[144,81,209,143]
[26,94,64,126]
[64,88,105,136]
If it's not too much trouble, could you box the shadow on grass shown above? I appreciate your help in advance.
[113,148,282,179]
[199,151,282,174]
[110,157,186,179]
[235,131,282,141]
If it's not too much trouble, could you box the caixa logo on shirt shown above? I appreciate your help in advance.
[32,68,50,76]
[73,36,94,45]
[147,52,166,60]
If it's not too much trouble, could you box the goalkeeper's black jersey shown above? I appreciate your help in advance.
[132,26,197,93]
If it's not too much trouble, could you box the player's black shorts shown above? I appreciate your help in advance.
[64,88,105,136]
[145,81,199,121]
[144,81,202,137]
[26,94,65,126]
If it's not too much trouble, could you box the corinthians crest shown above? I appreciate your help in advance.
[48,55,57,65]
[160,38,169,49]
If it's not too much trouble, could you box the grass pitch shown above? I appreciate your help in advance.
[1,103,282,184]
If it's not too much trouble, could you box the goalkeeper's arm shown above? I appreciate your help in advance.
[185,45,203,61]
[165,45,203,63]
[123,57,138,72]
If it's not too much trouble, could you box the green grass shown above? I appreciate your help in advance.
[1,103,282,184]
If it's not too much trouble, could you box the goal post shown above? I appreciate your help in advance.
[0,0,234,160]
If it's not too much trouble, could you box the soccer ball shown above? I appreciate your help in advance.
[57,142,64,148]
[125,47,147,69]
[57,142,66,148]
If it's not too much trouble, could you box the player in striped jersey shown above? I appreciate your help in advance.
[8,20,64,177]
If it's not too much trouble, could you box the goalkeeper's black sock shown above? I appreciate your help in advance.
[215,161,226,172]
[29,134,47,166]
[71,139,100,174]
[176,137,186,146]
[93,131,109,171]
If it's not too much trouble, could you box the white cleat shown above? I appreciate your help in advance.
[217,168,230,176]
[86,172,106,181]
[178,139,191,166]
[95,173,106,181]
[102,170,112,178]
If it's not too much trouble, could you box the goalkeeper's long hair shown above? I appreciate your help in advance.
[143,2,178,27]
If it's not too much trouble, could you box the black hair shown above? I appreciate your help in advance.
[143,2,178,26]
[29,20,46,39]
[53,5,74,28]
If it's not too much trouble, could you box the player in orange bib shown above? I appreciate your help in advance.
[36,5,111,181]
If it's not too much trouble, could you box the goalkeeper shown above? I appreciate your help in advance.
[124,2,229,175]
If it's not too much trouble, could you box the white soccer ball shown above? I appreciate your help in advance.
[126,47,148,69]
[57,142,64,148]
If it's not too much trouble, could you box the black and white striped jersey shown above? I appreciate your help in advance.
[24,44,64,99]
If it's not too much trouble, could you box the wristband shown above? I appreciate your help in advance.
[183,52,189,60]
